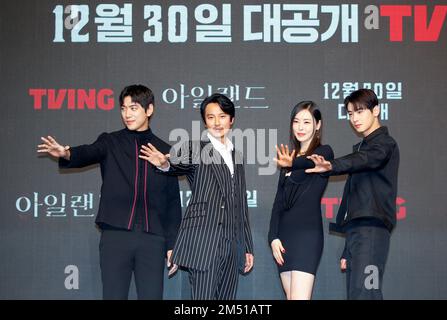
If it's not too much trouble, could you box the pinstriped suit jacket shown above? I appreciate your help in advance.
[167,140,254,272]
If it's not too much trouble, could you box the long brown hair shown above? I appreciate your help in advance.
[289,101,322,156]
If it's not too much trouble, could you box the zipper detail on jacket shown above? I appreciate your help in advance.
[127,139,139,229]
[144,159,149,231]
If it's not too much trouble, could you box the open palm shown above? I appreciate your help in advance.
[140,143,169,168]
[37,136,69,158]
[274,144,296,168]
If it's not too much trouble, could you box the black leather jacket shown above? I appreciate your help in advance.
[328,126,400,234]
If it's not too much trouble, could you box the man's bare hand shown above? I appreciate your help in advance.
[37,136,70,160]
[305,154,332,173]
[139,143,170,168]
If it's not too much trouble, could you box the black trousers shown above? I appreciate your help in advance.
[345,226,390,300]
[187,236,239,300]
[99,229,165,300]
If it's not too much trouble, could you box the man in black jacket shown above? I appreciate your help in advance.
[37,84,182,299]
[305,89,399,299]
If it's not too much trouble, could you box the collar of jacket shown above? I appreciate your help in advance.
[364,126,388,142]
[354,126,389,149]
[124,127,154,138]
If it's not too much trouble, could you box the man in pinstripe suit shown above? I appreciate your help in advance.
[140,93,254,300]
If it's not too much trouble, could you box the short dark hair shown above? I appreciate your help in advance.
[200,93,235,122]
[119,84,154,111]
[289,101,322,156]
[344,88,378,112]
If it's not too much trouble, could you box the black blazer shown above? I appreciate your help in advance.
[59,128,182,249]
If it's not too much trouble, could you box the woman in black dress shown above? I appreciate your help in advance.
[268,101,333,299]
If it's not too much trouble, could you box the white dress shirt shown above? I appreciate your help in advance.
[158,133,234,175]
[207,132,234,176]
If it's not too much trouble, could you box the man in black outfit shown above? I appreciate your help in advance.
[37,84,182,299]
[306,89,399,299]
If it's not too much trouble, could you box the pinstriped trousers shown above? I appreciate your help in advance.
[187,235,239,300]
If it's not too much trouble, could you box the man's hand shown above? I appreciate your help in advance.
[244,253,254,273]
[270,239,285,266]
[166,250,178,277]
[37,136,70,160]
[273,144,296,168]
[139,143,170,168]
[305,154,332,173]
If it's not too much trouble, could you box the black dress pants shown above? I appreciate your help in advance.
[99,228,165,300]
[345,225,390,300]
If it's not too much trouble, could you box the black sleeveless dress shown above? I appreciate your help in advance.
[268,145,334,275]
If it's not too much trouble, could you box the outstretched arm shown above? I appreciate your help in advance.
[57,133,107,168]
[291,145,334,171]
[304,154,333,173]
[306,141,395,175]
[327,142,394,175]
[275,144,334,172]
